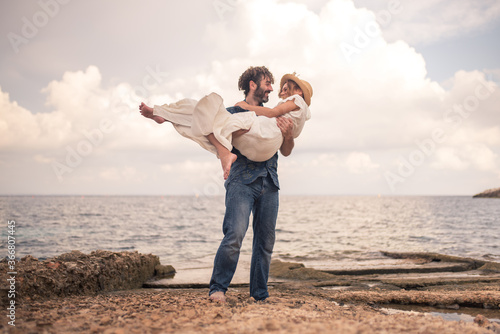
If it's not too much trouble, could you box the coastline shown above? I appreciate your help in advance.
[2,250,500,333]
[8,286,500,334]
[473,187,500,198]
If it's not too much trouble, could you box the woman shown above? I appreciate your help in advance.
[139,73,312,179]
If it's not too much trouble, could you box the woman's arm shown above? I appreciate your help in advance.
[235,100,299,118]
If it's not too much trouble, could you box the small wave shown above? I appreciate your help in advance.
[79,213,103,217]
[409,235,435,242]
[116,246,136,251]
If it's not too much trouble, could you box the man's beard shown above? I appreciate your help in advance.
[254,86,271,104]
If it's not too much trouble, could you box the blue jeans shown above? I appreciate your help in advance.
[209,175,279,300]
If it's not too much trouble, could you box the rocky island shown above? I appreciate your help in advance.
[473,187,500,198]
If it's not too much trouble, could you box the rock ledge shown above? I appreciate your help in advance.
[0,250,162,305]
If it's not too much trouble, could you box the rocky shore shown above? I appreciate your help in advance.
[2,250,500,333]
[0,250,174,306]
[473,187,500,198]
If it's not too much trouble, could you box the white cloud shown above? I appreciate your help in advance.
[431,147,470,171]
[345,152,379,174]
[0,0,499,195]
[99,167,139,182]
[33,154,52,164]
[0,87,67,150]
[468,144,499,171]
[353,0,500,45]
[431,144,499,172]
[0,66,205,153]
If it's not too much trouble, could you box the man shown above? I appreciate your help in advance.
[209,66,294,302]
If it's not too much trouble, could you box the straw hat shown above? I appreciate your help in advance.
[280,72,313,106]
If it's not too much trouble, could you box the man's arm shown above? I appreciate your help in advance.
[235,100,299,118]
[277,117,294,156]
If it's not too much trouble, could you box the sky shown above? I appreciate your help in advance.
[1,0,500,196]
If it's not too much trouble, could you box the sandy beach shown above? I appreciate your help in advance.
[2,251,500,333]
[4,285,500,333]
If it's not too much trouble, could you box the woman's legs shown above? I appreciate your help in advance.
[139,100,239,179]
[139,102,168,124]
[207,133,237,180]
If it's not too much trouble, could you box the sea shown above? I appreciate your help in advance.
[1,195,499,277]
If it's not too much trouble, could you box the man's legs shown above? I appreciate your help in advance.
[249,175,279,301]
[209,181,255,298]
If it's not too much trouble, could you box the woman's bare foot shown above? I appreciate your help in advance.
[139,103,167,124]
[219,150,237,180]
[151,115,167,124]
[206,133,237,179]
[209,291,226,303]
[139,102,154,118]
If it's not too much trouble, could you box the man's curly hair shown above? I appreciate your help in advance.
[238,66,274,97]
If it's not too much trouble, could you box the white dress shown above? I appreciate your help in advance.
[153,93,311,162]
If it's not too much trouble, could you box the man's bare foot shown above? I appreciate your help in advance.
[219,151,237,180]
[209,291,226,303]
[139,102,154,118]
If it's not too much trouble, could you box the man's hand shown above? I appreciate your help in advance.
[276,117,293,140]
[277,117,294,156]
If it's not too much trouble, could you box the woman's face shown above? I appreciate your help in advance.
[279,82,303,100]
[279,83,291,99]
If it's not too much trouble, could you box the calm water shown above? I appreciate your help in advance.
[1,196,499,271]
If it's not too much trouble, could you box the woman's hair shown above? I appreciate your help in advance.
[238,66,274,97]
[285,79,303,98]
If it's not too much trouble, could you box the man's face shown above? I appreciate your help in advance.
[253,76,273,104]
